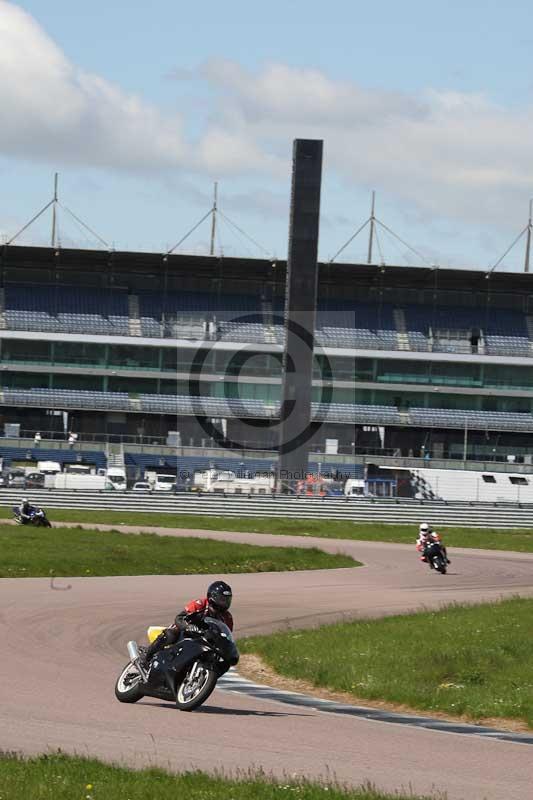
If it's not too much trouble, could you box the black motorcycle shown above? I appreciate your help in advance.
[114,617,239,711]
[12,506,52,528]
[425,541,447,574]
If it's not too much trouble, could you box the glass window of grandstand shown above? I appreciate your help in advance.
[376,360,428,385]
[324,387,357,404]
[484,364,533,391]
[53,341,105,367]
[213,350,280,378]
[1,371,50,388]
[430,362,481,388]
[52,374,104,391]
[315,356,371,382]
[161,349,178,373]
[1,339,51,365]
[373,389,418,409]
[427,392,478,410]
[214,382,280,403]
[171,348,216,376]
[160,380,191,396]
[481,395,531,413]
[108,345,159,371]
[107,377,158,395]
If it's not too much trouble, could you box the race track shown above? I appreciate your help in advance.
[2,527,533,800]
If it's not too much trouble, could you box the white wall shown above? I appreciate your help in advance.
[410,468,533,503]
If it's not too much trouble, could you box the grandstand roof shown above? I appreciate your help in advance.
[2,244,533,297]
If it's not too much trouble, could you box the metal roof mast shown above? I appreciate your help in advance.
[524,199,532,273]
[6,173,110,250]
[165,181,272,260]
[488,199,533,274]
[329,191,430,267]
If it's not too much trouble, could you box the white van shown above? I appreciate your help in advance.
[153,473,176,492]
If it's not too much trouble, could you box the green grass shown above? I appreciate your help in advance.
[240,597,533,728]
[0,753,438,800]
[4,507,532,552]
[0,525,357,578]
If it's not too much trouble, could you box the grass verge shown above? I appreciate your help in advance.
[0,753,439,800]
[0,525,357,578]
[1,507,532,551]
[239,597,533,729]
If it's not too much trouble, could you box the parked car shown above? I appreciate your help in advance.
[24,471,45,489]
[131,482,153,493]
[7,469,26,488]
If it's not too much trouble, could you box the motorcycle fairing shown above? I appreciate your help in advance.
[145,637,211,698]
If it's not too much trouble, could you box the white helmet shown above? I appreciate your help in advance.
[419,522,430,534]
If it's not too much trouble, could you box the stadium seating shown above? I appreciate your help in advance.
[138,290,267,341]
[0,445,106,469]
[4,286,129,335]
[315,300,398,350]
[3,284,532,358]
[7,386,533,432]
[2,387,402,425]
[403,304,531,355]
[124,453,364,481]
[409,407,533,431]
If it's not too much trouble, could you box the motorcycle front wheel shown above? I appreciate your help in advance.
[115,662,144,703]
[433,556,447,574]
[175,662,217,711]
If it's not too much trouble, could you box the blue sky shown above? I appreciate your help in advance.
[1,0,533,269]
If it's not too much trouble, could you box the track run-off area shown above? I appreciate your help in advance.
[2,524,533,800]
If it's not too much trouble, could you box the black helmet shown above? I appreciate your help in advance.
[207,580,232,612]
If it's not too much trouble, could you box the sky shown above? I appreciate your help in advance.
[1,0,533,270]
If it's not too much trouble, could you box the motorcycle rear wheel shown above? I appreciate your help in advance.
[115,662,143,703]
[175,663,217,711]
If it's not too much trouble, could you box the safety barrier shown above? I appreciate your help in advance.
[5,489,533,528]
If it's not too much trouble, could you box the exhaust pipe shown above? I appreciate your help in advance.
[127,640,140,662]
[126,640,149,683]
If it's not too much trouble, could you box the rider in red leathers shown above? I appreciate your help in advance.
[139,580,233,668]
[416,523,450,566]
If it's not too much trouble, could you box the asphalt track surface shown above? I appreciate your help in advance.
[2,525,533,800]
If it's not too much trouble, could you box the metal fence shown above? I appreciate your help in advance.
[5,489,533,528]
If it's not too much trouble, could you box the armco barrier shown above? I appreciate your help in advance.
[4,489,533,528]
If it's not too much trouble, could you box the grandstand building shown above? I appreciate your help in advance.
[1,244,533,484]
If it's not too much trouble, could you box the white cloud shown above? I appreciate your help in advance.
[2,0,533,235]
[192,59,533,228]
[0,0,188,169]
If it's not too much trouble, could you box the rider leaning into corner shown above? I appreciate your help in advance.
[17,497,36,523]
[139,580,233,669]
[416,522,451,565]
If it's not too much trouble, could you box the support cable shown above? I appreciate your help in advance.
[377,222,412,266]
[217,210,272,258]
[166,209,213,255]
[488,226,527,274]
[6,199,55,245]
[374,218,430,265]
[59,203,111,249]
[329,218,371,263]
[374,223,385,265]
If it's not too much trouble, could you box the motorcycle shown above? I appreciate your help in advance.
[425,541,447,574]
[12,506,52,528]
[115,617,239,711]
